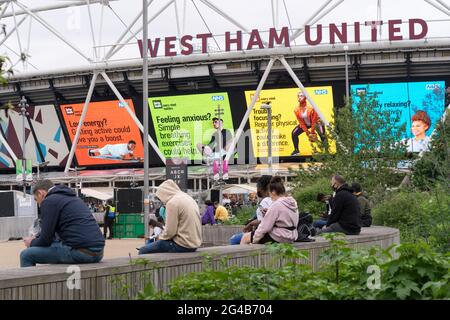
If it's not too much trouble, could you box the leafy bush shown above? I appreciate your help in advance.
[222,206,255,225]
[292,177,330,217]
[137,237,450,300]
[372,186,450,252]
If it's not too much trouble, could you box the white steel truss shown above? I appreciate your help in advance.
[0,0,449,175]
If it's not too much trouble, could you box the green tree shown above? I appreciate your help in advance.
[411,108,450,189]
[294,93,408,197]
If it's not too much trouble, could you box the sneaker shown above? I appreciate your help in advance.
[213,173,220,181]
[291,150,300,156]
[223,172,229,180]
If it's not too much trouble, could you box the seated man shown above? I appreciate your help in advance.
[318,175,361,236]
[351,182,373,227]
[20,180,105,268]
[89,140,137,160]
[313,193,332,229]
[138,180,202,254]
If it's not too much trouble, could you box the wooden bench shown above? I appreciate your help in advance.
[0,226,399,300]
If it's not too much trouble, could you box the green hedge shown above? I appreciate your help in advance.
[137,238,450,300]
[222,206,256,225]
[373,186,449,253]
[292,178,331,217]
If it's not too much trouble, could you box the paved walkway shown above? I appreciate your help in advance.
[0,239,144,269]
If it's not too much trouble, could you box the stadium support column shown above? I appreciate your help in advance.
[225,57,276,163]
[64,72,99,173]
[344,45,349,100]
[279,56,348,153]
[260,102,273,175]
[143,0,150,238]
[100,72,166,164]
[279,57,329,126]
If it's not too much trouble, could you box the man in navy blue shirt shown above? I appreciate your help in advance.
[20,180,105,267]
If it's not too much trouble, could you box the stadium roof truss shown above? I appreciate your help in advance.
[0,0,450,174]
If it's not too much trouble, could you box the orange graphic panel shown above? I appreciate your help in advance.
[60,100,144,166]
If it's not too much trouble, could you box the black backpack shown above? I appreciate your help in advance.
[295,212,316,242]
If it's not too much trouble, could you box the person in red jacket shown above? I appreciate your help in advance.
[291,91,328,155]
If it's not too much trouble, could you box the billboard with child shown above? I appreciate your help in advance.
[351,81,446,153]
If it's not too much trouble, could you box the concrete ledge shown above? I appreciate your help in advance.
[202,225,243,246]
[0,226,400,300]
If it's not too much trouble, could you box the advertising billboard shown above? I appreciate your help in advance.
[31,105,69,166]
[351,81,446,153]
[244,86,336,157]
[148,92,235,161]
[0,108,38,168]
[60,100,144,166]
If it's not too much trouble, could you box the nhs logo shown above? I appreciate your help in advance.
[425,84,440,90]
[212,95,225,101]
[356,88,367,95]
[314,89,328,95]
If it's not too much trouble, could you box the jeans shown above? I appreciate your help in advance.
[320,222,360,235]
[313,219,328,229]
[229,232,244,245]
[138,239,197,255]
[104,217,114,239]
[20,241,104,268]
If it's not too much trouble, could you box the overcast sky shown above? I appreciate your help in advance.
[0,0,449,73]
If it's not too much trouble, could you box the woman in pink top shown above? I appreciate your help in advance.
[241,177,299,244]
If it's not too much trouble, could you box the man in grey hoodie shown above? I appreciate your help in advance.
[138,180,202,254]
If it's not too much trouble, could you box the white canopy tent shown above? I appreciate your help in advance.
[220,184,257,194]
[80,187,114,201]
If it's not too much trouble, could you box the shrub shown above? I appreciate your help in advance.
[372,186,450,252]
[223,206,255,225]
[292,177,330,217]
[137,239,450,300]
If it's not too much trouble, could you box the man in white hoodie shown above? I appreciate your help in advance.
[138,180,202,254]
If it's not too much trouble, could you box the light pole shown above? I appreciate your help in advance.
[142,0,150,238]
[214,104,224,204]
[260,102,273,175]
[19,96,29,197]
[344,45,349,101]
[35,161,49,180]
